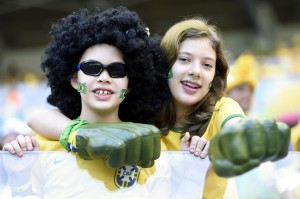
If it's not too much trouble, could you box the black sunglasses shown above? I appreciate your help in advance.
[77,60,127,78]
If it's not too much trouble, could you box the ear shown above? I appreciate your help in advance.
[70,73,78,90]
[126,87,131,94]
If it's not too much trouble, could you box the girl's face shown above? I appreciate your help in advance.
[168,38,216,111]
[71,44,128,122]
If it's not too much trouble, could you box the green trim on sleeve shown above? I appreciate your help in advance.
[220,114,245,128]
[170,127,186,133]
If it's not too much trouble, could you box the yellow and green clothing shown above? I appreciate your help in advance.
[35,134,157,196]
[34,97,245,197]
[161,97,245,199]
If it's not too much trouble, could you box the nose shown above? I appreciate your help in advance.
[188,62,201,78]
[97,69,112,83]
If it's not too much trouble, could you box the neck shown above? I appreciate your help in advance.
[174,115,185,128]
[80,106,122,124]
[173,102,191,128]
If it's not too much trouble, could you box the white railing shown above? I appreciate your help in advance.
[0,151,299,199]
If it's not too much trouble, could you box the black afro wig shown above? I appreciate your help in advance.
[42,6,170,124]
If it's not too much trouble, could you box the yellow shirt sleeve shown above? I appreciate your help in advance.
[35,134,64,150]
[202,97,245,140]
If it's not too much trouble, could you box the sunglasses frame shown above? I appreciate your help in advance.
[77,60,127,78]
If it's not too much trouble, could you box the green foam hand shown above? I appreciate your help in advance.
[75,122,161,168]
[209,118,291,177]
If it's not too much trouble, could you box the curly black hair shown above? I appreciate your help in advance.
[41,6,171,124]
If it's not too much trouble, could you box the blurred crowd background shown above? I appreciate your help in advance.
[0,0,300,146]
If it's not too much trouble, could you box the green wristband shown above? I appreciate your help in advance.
[59,118,89,150]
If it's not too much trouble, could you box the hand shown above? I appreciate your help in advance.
[2,135,39,189]
[75,122,161,168]
[181,132,209,159]
[209,118,291,177]
[2,135,39,157]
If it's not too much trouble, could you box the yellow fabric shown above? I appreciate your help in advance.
[161,97,245,146]
[35,134,156,191]
[291,121,300,151]
[161,97,245,198]
[227,51,258,92]
[202,97,245,141]
[67,130,78,148]
[35,134,64,151]
[203,165,229,199]
[161,130,182,151]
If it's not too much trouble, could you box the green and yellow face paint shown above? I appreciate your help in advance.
[168,68,173,79]
[208,82,212,91]
[119,88,127,99]
[77,82,86,94]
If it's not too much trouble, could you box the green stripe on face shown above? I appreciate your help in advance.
[168,68,173,79]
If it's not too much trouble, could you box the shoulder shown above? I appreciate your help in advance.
[215,97,240,109]
[211,97,245,129]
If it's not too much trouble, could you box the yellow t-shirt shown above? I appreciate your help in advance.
[161,97,245,199]
[35,134,156,192]
[161,97,245,149]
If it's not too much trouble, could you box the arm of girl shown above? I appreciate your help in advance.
[27,109,71,140]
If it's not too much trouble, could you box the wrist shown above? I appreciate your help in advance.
[10,180,31,193]
[59,118,89,150]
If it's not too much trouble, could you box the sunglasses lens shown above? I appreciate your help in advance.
[78,60,126,78]
[107,63,127,78]
[80,61,102,76]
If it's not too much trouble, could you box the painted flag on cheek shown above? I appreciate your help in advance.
[77,82,86,94]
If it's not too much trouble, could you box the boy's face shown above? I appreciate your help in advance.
[72,43,129,123]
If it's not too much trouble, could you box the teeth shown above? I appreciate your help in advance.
[182,81,200,88]
[95,90,112,95]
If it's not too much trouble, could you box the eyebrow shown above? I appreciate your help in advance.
[178,50,191,54]
[203,57,216,62]
[178,52,216,62]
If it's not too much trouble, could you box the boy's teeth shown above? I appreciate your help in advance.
[96,90,111,95]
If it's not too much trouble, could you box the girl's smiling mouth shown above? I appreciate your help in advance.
[181,81,201,89]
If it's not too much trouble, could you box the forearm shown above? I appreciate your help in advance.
[27,109,71,140]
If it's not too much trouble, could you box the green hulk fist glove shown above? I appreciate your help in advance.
[75,122,161,168]
[208,118,291,177]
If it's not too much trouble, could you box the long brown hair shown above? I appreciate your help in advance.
[157,18,229,137]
